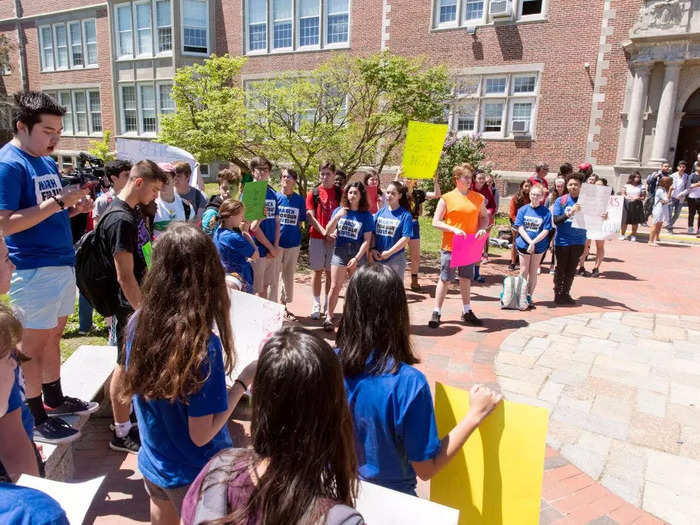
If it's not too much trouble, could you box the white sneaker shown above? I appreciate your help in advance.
[630,236,637,242]
[310,303,321,320]
[618,235,626,241]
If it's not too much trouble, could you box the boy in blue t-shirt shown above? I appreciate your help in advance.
[552,173,587,305]
[246,157,280,301]
[0,92,96,445]
[274,169,306,318]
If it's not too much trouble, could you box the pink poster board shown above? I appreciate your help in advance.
[450,234,487,268]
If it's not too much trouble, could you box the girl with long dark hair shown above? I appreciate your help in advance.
[181,328,363,525]
[362,168,383,214]
[337,264,501,495]
[620,171,645,241]
[123,223,255,525]
[371,181,414,280]
[508,179,531,270]
[324,181,374,331]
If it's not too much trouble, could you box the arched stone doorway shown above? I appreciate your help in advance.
[675,88,700,167]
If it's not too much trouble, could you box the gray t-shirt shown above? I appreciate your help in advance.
[178,186,207,215]
[92,189,116,223]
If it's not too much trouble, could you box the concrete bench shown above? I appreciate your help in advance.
[42,345,116,480]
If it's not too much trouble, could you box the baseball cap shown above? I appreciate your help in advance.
[578,162,592,171]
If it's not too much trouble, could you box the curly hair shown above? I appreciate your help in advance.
[123,223,234,403]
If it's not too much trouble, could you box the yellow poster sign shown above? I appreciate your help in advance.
[401,121,448,179]
[430,383,549,525]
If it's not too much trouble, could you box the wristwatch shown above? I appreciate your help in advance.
[51,195,65,210]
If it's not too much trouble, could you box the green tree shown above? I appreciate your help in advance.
[87,130,116,162]
[158,54,250,169]
[423,134,487,216]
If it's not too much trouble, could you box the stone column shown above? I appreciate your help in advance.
[622,63,652,163]
[650,61,683,164]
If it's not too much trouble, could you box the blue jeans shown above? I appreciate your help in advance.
[78,293,93,333]
[667,198,684,228]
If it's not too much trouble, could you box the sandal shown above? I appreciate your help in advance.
[323,318,335,332]
[283,309,298,322]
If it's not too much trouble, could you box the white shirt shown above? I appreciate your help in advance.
[670,171,689,199]
[624,184,642,200]
[153,193,189,238]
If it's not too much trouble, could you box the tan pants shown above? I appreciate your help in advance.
[252,256,277,300]
[275,245,301,304]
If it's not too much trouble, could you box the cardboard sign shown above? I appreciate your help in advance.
[451,233,487,267]
[430,383,549,525]
[401,121,448,180]
[227,290,284,380]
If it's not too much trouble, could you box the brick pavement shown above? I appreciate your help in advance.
[73,239,699,524]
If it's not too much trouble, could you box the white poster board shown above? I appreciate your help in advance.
[17,474,105,525]
[115,138,204,190]
[356,480,459,525]
[573,183,622,240]
[227,290,284,380]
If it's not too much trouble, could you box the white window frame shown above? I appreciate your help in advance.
[511,73,537,95]
[58,91,73,135]
[432,0,547,30]
[324,0,349,47]
[82,19,98,66]
[87,89,103,135]
[120,85,139,135]
[435,0,458,27]
[272,0,293,52]
[71,90,89,135]
[246,0,269,54]
[138,84,157,135]
[508,97,535,135]
[115,3,134,59]
[38,25,54,71]
[297,0,321,49]
[155,0,173,54]
[134,0,154,57]
[480,99,506,137]
[67,21,84,68]
[157,82,175,114]
[53,24,69,70]
[47,88,100,136]
[482,75,508,97]
[181,0,209,56]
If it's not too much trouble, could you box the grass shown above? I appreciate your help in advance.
[59,301,109,363]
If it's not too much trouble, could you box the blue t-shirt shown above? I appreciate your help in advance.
[373,206,413,261]
[0,483,69,525]
[7,363,34,440]
[342,355,441,495]
[213,226,254,293]
[0,143,74,269]
[514,204,552,254]
[331,208,374,247]
[276,191,306,249]
[253,186,279,257]
[128,334,233,489]
[553,194,587,246]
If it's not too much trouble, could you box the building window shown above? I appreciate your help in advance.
[451,71,539,138]
[39,26,54,71]
[84,20,98,64]
[53,25,69,69]
[183,0,208,54]
[121,86,138,133]
[156,0,172,52]
[438,0,457,24]
[273,0,292,49]
[245,0,349,54]
[434,0,545,28]
[44,89,102,135]
[115,1,173,59]
[68,22,83,67]
[120,83,174,135]
[135,1,154,56]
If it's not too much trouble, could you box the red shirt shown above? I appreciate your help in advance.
[306,185,339,239]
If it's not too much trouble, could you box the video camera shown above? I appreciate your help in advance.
[61,153,106,190]
[412,188,427,207]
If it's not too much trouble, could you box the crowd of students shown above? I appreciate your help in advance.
[0,90,693,524]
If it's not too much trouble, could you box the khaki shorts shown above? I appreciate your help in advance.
[143,477,190,516]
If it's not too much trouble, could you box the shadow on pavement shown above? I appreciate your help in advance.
[410,324,462,337]
[85,468,149,523]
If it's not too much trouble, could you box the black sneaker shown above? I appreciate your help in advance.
[508,263,517,271]
[591,268,600,278]
[577,266,588,276]
[428,311,441,328]
[34,417,81,444]
[45,396,99,417]
[563,294,577,305]
[109,426,141,454]
[461,310,483,326]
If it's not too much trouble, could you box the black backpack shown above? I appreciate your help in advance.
[312,185,342,211]
[75,208,132,317]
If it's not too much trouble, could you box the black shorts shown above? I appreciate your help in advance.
[114,308,134,366]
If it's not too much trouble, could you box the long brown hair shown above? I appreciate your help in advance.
[337,264,418,376]
[207,328,358,525]
[123,223,234,402]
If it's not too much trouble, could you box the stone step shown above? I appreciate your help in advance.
[43,345,117,480]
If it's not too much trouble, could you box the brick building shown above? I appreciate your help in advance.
[0,0,698,189]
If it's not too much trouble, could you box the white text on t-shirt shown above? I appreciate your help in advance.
[337,217,362,240]
[34,173,62,204]
[278,206,299,226]
[523,215,543,231]
[375,216,399,237]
